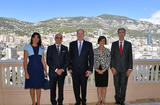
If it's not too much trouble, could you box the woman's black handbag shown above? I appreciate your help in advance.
[43,76,50,90]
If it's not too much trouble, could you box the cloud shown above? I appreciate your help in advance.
[140,10,160,24]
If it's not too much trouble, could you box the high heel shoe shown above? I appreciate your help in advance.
[101,101,105,105]
[96,101,101,105]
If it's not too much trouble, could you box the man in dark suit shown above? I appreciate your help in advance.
[68,29,94,105]
[110,28,133,105]
[46,33,69,105]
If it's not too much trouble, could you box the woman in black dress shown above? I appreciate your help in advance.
[24,32,47,105]
[94,36,111,105]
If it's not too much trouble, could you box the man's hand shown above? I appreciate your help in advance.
[68,69,72,76]
[44,69,48,77]
[86,70,92,77]
[44,71,48,77]
[56,69,64,75]
[126,69,132,77]
[111,67,117,75]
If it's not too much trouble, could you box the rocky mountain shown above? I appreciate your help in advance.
[0,14,160,38]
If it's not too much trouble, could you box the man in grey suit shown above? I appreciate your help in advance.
[110,28,133,105]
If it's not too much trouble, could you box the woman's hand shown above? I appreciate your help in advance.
[96,69,103,74]
[102,68,107,73]
[25,72,29,79]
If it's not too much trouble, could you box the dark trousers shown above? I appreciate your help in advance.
[72,72,88,105]
[50,74,65,105]
[113,72,128,103]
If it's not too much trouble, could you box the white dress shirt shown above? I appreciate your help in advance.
[119,40,124,48]
[77,40,84,49]
[56,44,61,52]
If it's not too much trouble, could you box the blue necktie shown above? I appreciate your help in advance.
[78,41,82,56]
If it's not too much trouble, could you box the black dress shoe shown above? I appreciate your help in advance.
[74,103,80,105]
[115,101,120,105]
[120,102,125,105]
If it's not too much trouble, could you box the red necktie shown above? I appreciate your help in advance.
[120,41,123,54]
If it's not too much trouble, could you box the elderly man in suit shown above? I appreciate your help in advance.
[68,29,94,105]
[46,33,69,105]
[110,28,133,105]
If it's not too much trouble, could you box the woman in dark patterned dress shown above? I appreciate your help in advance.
[94,36,111,105]
[23,32,47,105]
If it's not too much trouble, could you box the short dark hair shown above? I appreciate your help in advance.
[77,29,84,34]
[30,32,42,46]
[98,36,107,44]
[117,28,126,33]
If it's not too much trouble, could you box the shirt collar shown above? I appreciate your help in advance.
[55,43,61,46]
[55,44,61,48]
[119,40,124,43]
[77,40,84,43]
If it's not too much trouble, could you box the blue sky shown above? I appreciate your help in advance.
[0,0,160,23]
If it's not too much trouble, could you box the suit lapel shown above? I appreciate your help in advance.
[80,40,86,56]
[122,40,126,56]
[116,41,121,56]
[75,41,79,56]
[59,45,64,56]
[53,44,59,55]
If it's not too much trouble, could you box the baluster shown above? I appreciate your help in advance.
[137,64,141,82]
[143,64,146,82]
[91,71,95,86]
[2,66,6,87]
[6,66,11,87]
[150,64,154,82]
[90,73,94,85]
[17,66,21,87]
[21,67,25,86]
[142,64,145,82]
[12,66,16,87]
[133,63,137,82]
[155,64,159,82]
[146,64,150,82]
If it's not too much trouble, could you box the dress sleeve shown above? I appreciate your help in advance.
[94,49,99,70]
[105,49,111,70]
[42,45,45,53]
[24,45,29,51]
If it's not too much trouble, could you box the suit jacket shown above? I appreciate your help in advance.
[46,44,69,76]
[69,40,94,74]
[110,40,133,72]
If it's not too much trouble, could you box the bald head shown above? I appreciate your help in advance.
[55,33,63,44]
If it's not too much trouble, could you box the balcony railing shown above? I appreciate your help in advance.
[0,59,160,105]
[133,59,160,83]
